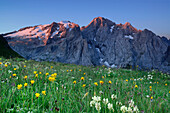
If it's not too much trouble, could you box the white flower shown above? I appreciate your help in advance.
[133,106,139,112]
[8,70,12,73]
[120,105,127,113]
[95,102,101,111]
[99,90,103,94]
[128,100,134,107]
[127,107,133,113]
[107,103,113,110]
[146,95,149,98]
[103,98,108,105]
[92,96,101,102]
[111,94,117,100]
[116,101,122,105]
[90,100,95,107]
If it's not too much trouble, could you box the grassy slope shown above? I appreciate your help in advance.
[0,57,169,113]
[0,35,22,58]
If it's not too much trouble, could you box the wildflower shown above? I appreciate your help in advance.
[149,86,152,89]
[81,77,84,81]
[67,70,69,72]
[24,83,28,87]
[83,73,86,75]
[24,76,27,79]
[127,107,132,113]
[151,96,153,99]
[150,89,152,91]
[51,66,53,69]
[146,95,149,98]
[13,74,16,77]
[54,73,57,76]
[169,91,170,93]
[14,68,16,70]
[24,65,26,67]
[108,80,112,84]
[48,77,55,82]
[157,82,159,84]
[116,101,122,106]
[120,105,127,113]
[55,107,59,111]
[94,82,98,86]
[99,91,103,94]
[73,81,76,84]
[135,85,138,88]
[46,73,49,76]
[10,76,11,78]
[95,102,101,111]
[82,92,89,99]
[126,79,128,82]
[34,71,37,74]
[108,103,113,110]
[165,84,167,86]
[42,91,46,95]
[102,76,104,78]
[82,84,86,87]
[35,93,40,98]
[103,98,108,105]
[133,106,139,112]
[128,100,134,107]
[17,84,22,89]
[51,74,55,77]
[70,69,72,72]
[90,101,95,107]
[111,94,117,100]
[5,64,8,67]
[0,62,2,65]
[79,69,81,71]
[92,96,101,102]
[39,72,42,74]
[35,74,38,78]
[31,80,35,85]
[100,80,104,85]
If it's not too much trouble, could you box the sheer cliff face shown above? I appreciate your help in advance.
[3,17,170,73]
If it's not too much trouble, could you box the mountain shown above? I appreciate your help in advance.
[0,35,21,58]
[3,17,170,73]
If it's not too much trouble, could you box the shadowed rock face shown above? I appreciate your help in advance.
[3,17,170,73]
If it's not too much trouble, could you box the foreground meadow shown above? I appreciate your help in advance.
[0,57,169,113]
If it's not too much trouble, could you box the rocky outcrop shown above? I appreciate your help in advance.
[3,17,170,73]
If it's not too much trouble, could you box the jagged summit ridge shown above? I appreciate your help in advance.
[3,17,170,73]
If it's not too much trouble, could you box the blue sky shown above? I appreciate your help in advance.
[0,0,170,38]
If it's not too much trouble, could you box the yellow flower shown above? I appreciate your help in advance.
[35,93,40,98]
[14,68,16,70]
[67,70,69,72]
[34,71,37,74]
[17,84,22,90]
[81,77,84,81]
[5,64,8,67]
[73,81,76,84]
[70,69,72,72]
[151,96,153,99]
[54,73,57,76]
[100,80,104,85]
[150,89,152,91]
[108,74,110,76]
[51,66,53,69]
[135,85,138,88]
[31,80,35,85]
[126,79,128,82]
[10,76,11,78]
[108,80,112,84]
[82,84,86,87]
[24,83,28,87]
[157,82,159,84]
[39,72,42,74]
[48,77,55,82]
[94,82,98,86]
[35,74,38,78]
[13,74,16,77]
[24,76,27,79]
[79,69,81,71]
[149,86,152,89]
[83,73,86,75]
[24,65,26,67]
[51,74,56,78]
[42,91,46,95]
[169,91,170,93]
[102,76,104,78]
[165,84,167,86]
[46,73,49,76]
[0,62,2,65]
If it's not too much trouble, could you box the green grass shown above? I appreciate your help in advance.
[0,57,169,113]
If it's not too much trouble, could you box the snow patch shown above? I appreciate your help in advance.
[51,30,59,38]
[96,48,101,53]
[104,61,110,67]
[110,25,114,32]
[59,21,71,29]
[124,35,134,39]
